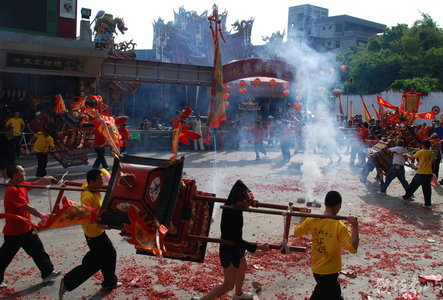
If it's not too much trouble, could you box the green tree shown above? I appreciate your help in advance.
[337,14,443,94]
[389,77,439,95]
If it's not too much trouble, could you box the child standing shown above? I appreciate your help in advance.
[294,191,359,299]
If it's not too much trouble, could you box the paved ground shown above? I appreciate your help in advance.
[0,146,442,299]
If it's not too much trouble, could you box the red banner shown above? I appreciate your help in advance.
[377,95,398,110]
[415,111,435,119]
[54,94,67,115]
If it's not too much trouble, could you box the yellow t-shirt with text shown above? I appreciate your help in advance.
[413,149,434,175]
[294,218,356,275]
[80,183,104,238]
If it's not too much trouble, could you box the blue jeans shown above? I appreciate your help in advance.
[380,165,409,193]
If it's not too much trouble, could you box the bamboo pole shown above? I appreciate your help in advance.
[187,235,306,252]
[195,195,311,213]
[220,205,349,220]
[0,182,107,193]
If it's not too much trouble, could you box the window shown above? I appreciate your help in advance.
[335,40,341,49]
[335,24,342,32]
[322,26,326,30]
[329,25,332,29]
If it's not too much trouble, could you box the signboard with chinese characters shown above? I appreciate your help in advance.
[222,58,296,84]
[60,0,76,19]
[6,53,83,72]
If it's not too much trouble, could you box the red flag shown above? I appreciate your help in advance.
[207,7,226,130]
[36,196,99,231]
[372,104,380,120]
[170,107,200,159]
[123,207,167,256]
[415,111,435,119]
[377,95,398,110]
[360,95,371,122]
[71,96,86,111]
[54,94,67,114]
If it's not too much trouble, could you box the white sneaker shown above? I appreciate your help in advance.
[42,270,61,282]
[232,292,254,299]
[0,282,7,289]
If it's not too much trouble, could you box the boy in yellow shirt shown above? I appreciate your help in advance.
[59,169,119,299]
[402,139,434,208]
[294,191,359,300]
[30,131,54,177]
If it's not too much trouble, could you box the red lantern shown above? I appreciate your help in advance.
[253,78,261,85]
[223,85,230,92]
[239,80,246,87]
[224,101,230,108]
[319,70,326,76]
[223,93,230,99]
[295,89,301,94]
[295,95,302,101]
[282,90,290,97]
[283,83,290,89]
[239,87,247,94]
[294,103,301,110]
[329,68,335,73]
[340,65,347,71]
[269,79,277,86]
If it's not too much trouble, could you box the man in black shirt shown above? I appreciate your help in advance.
[0,127,16,182]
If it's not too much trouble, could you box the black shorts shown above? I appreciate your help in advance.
[219,245,245,268]
[0,154,16,170]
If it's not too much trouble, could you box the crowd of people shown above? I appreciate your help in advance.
[1,164,359,300]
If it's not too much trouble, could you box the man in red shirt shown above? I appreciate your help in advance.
[0,164,60,289]
[27,112,48,134]
[118,124,130,154]
[252,121,267,160]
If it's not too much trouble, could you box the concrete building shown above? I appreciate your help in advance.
[0,0,107,123]
[287,4,386,51]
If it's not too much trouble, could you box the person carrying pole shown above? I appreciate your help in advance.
[294,190,359,300]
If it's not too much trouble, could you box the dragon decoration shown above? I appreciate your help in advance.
[93,13,128,48]
[53,94,125,168]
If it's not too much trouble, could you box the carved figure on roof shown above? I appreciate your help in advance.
[94,13,128,48]
[231,18,254,33]
[262,30,285,44]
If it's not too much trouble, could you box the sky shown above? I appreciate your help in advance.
[76,0,443,49]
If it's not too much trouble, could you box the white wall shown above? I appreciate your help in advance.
[336,91,443,124]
